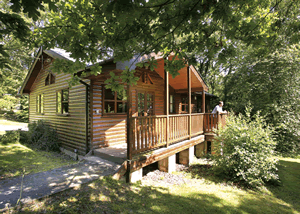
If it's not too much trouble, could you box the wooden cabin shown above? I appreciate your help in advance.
[20,48,227,182]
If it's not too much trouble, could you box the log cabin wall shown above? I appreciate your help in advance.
[29,59,89,155]
[91,69,166,149]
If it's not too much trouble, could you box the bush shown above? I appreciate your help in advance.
[275,128,299,157]
[212,106,279,187]
[0,131,20,145]
[21,120,60,152]
[3,110,29,123]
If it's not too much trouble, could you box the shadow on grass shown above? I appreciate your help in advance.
[12,176,296,214]
[266,159,300,213]
[0,131,74,180]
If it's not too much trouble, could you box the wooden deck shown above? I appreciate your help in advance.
[94,113,227,166]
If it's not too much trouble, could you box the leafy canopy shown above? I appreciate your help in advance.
[34,0,299,85]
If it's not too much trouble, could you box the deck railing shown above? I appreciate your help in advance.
[129,113,227,155]
[203,113,227,132]
[130,113,205,155]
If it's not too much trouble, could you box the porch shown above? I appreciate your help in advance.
[93,113,227,178]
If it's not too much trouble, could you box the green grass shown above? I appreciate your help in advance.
[0,136,76,180]
[11,156,300,214]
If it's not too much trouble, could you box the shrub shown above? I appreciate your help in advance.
[3,110,29,123]
[23,120,60,152]
[275,128,299,157]
[212,106,279,187]
[0,131,20,145]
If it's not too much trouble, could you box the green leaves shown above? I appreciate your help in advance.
[213,105,279,187]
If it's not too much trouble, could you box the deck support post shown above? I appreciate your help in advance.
[195,143,206,158]
[158,154,176,173]
[129,167,143,183]
[165,69,169,147]
[188,66,192,140]
[179,146,194,166]
[126,83,132,183]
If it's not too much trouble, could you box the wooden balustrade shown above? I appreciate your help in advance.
[191,114,204,136]
[130,113,227,155]
[203,113,228,133]
[130,113,206,155]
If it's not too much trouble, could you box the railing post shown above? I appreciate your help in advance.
[188,66,191,140]
[126,84,132,160]
[165,69,169,147]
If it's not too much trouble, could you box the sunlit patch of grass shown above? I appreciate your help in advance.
[0,141,76,180]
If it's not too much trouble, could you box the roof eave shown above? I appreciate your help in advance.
[19,47,43,95]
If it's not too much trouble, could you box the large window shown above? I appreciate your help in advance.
[36,94,44,113]
[56,89,69,114]
[103,87,127,114]
[137,92,154,116]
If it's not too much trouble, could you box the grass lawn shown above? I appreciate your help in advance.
[12,156,300,214]
[0,133,76,180]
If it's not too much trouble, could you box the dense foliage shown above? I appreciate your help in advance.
[212,107,279,187]
[20,120,60,152]
[219,45,300,156]
[32,0,300,89]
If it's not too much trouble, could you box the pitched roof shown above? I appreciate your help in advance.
[19,48,209,94]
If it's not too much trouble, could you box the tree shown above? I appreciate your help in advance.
[0,0,57,68]
[34,0,300,86]
[222,44,300,155]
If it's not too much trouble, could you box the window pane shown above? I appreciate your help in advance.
[40,94,44,113]
[117,89,127,101]
[182,104,186,112]
[57,91,61,113]
[147,102,153,111]
[105,88,115,100]
[170,95,173,103]
[50,73,55,84]
[182,97,187,104]
[138,93,144,101]
[147,110,153,116]
[45,75,49,86]
[62,89,69,102]
[62,103,69,114]
[117,103,127,113]
[170,104,174,113]
[104,102,115,113]
[147,93,154,101]
[36,95,40,112]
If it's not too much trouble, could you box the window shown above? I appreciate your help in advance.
[36,94,44,113]
[181,96,188,113]
[56,89,69,114]
[103,87,127,114]
[137,91,154,116]
[170,94,175,114]
[45,73,55,85]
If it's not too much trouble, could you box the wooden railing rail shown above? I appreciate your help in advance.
[130,113,205,155]
[203,113,228,133]
[130,113,228,155]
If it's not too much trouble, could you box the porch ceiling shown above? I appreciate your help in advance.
[153,58,208,92]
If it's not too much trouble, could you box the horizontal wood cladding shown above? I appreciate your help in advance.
[29,66,90,155]
[91,69,166,148]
